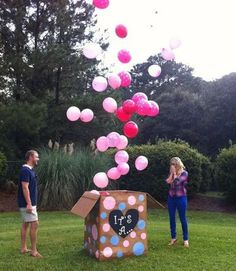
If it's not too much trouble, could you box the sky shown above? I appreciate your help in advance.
[88,0,236,81]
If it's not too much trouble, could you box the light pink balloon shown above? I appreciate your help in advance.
[96,136,109,152]
[117,162,130,175]
[103,97,117,113]
[115,24,128,38]
[116,135,128,150]
[66,106,80,121]
[136,100,152,116]
[118,49,132,64]
[169,37,181,50]
[83,43,102,59]
[93,172,109,188]
[107,132,121,148]
[92,76,108,92]
[107,167,121,180]
[93,0,109,9]
[135,156,148,171]
[147,101,160,117]
[148,65,161,77]
[132,92,148,104]
[115,150,129,164]
[80,109,94,122]
[118,71,132,87]
[108,73,121,89]
[161,48,175,61]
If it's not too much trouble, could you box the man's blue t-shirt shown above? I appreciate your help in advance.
[17,165,38,208]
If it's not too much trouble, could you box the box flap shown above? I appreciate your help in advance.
[147,193,165,209]
[71,191,100,218]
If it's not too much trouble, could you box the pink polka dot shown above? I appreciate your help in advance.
[130,231,136,238]
[141,233,147,240]
[103,196,116,210]
[103,247,113,258]
[95,250,99,258]
[102,223,110,232]
[138,205,144,212]
[88,237,91,243]
[123,240,130,247]
[128,195,136,205]
[92,224,98,240]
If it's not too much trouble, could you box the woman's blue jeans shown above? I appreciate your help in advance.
[168,195,188,241]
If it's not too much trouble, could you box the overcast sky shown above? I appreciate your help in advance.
[89,0,236,81]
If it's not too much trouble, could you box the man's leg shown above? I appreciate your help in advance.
[21,222,29,253]
[30,220,42,257]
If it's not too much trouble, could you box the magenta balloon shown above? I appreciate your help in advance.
[118,71,132,87]
[161,48,175,61]
[115,150,129,164]
[132,92,148,104]
[96,136,109,152]
[93,0,109,9]
[92,76,108,92]
[107,167,121,180]
[108,73,121,89]
[135,156,148,171]
[136,100,151,116]
[93,172,109,188]
[123,99,136,114]
[147,101,160,117]
[118,49,132,64]
[66,106,80,121]
[116,135,128,150]
[103,97,117,113]
[117,162,130,175]
[115,24,128,38]
[80,108,94,122]
[107,132,121,148]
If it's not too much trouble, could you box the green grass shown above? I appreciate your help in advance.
[0,210,235,271]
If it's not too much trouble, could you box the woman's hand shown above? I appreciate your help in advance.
[170,165,176,175]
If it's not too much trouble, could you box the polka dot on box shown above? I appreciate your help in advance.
[100,236,106,244]
[141,233,147,240]
[103,247,113,258]
[110,235,120,246]
[118,202,126,211]
[130,231,137,238]
[117,251,123,258]
[137,219,146,230]
[100,212,107,219]
[128,195,136,205]
[123,240,130,247]
[133,242,145,256]
[138,194,145,202]
[95,250,99,258]
[102,223,110,232]
[103,196,116,210]
[138,205,144,212]
[92,224,98,240]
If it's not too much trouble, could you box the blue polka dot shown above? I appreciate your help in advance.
[110,235,120,246]
[84,242,88,248]
[139,194,145,202]
[133,242,145,256]
[137,220,146,230]
[100,236,106,244]
[117,251,123,258]
[118,202,126,211]
[100,212,107,219]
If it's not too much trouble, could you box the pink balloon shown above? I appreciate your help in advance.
[123,99,136,114]
[92,76,108,92]
[148,65,161,77]
[132,92,148,104]
[169,37,181,50]
[66,106,80,121]
[80,109,94,122]
[93,0,109,9]
[107,132,121,148]
[117,162,130,175]
[118,71,132,87]
[118,49,132,64]
[136,100,151,116]
[107,167,121,180]
[108,73,121,89]
[93,172,109,188]
[135,156,148,171]
[116,135,128,150]
[83,43,102,59]
[161,48,175,61]
[96,136,109,152]
[115,24,128,38]
[103,97,117,113]
[115,150,129,164]
[147,101,160,117]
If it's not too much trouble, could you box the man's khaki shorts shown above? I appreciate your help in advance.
[19,206,38,222]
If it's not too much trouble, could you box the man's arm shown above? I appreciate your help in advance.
[22,182,33,213]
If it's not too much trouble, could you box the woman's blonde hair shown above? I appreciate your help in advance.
[170,157,185,170]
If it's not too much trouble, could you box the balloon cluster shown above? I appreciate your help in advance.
[66,106,94,123]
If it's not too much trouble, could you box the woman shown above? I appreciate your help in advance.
[166,157,189,247]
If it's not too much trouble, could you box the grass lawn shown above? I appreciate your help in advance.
[0,210,235,271]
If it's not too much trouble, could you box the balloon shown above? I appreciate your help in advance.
[116,135,128,150]
[123,121,139,138]
[80,109,94,122]
[66,106,80,121]
[116,106,131,122]
[117,162,130,175]
[169,37,181,50]
[92,76,108,92]
[122,99,136,114]
[107,132,121,148]
[115,150,129,164]
[103,97,117,113]
[83,43,102,59]
[108,73,121,89]
[107,167,121,180]
[90,190,100,195]
[135,156,148,171]
[136,100,151,116]
[96,136,109,152]
[118,71,132,87]
[93,172,109,188]
[147,101,160,117]
[115,24,128,38]
[118,49,132,64]
[132,92,148,104]
[93,0,109,9]
[161,48,175,61]
[148,65,161,77]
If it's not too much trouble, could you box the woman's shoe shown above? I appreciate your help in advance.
[168,239,177,246]
[183,240,189,248]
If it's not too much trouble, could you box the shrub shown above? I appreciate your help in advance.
[0,152,7,187]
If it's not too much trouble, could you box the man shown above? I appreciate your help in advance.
[17,150,42,257]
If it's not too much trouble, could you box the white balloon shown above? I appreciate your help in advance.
[169,37,181,50]
[148,65,161,77]
[83,43,102,59]
[92,76,108,92]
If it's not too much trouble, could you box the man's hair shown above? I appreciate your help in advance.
[25,150,38,161]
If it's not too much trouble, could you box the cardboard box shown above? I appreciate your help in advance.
[71,190,163,261]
